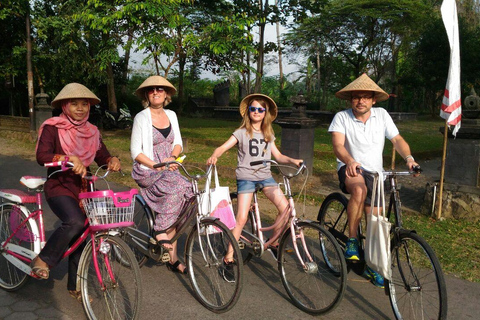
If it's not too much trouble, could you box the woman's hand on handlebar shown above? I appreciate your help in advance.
[107,156,121,172]
[158,156,178,171]
[292,158,303,168]
[68,155,87,177]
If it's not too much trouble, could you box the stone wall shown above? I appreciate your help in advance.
[422,182,480,221]
[0,115,31,140]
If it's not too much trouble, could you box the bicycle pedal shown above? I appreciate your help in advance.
[238,241,245,250]
[161,252,170,263]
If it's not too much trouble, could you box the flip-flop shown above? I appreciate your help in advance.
[149,230,174,251]
[31,266,49,280]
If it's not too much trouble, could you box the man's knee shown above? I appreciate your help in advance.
[347,183,367,201]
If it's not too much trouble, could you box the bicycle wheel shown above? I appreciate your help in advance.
[278,221,347,315]
[186,218,243,313]
[388,231,447,320]
[230,193,257,264]
[128,195,153,267]
[317,192,349,248]
[79,234,142,320]
[0,204,36,291]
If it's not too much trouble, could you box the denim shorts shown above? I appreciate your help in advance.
[236,177,278,194]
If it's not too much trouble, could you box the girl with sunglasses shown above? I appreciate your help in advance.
[207,93,302,281]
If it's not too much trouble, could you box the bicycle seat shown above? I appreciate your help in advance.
[254,183,264,192]
[0,189,37,204]
[20,176,47,190]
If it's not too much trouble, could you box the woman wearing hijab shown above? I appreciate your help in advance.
[33,83,121,301]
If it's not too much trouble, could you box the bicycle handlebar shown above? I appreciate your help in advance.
[359,165,422,177]
[153,161,213,181]
[250,159,306,178]
[44,161,111,180]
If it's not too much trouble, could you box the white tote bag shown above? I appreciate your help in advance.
[199,166,236,230]
[364,171,392,280]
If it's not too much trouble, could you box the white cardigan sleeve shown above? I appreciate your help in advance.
[130,108,153,162]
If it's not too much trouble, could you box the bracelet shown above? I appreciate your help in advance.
[404,155,414,162]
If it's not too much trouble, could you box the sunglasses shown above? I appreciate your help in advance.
[248,106,266,113]
[147,87,166,94]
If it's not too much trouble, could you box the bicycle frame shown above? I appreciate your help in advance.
[125,163,214,261]
[1,165,124,290]
[240,161,314,269]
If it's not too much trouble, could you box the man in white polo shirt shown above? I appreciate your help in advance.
[328,73,419,288]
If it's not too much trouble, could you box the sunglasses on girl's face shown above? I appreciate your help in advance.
[147,87,165,94]
[248,106,266,113]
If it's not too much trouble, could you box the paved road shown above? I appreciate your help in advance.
[0,155,478,319]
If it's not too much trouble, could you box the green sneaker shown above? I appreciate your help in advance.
[344,238,360,261]
[364,265,385,288]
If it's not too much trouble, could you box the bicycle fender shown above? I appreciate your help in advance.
[0,203,41,254]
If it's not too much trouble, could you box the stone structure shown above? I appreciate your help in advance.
[213,80,230,107]
[426,89,480,221]
[34,87,52,130]
[275,93,319,173]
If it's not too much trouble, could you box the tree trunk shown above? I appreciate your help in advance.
[275,0,284,90]
[254,0,267,93]
[106,63,117,113]
[121,29,133,97]
[178,52,186,114]
[316,46,321,109]
[26,13,35,132]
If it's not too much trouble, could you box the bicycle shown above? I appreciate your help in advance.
[231,159,347,315]
[123,161,243,313]
[317,166,448,320]
[0,160,142,320]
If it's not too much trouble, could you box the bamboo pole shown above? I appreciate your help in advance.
[437,121,449,219]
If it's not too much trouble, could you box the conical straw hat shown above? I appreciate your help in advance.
[51,83,101,109]
[335,73,389,102]
[239,93,278,120]
[135,75,177,97]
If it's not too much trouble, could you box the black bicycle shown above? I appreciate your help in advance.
[317,166,447,320]
[122,161,243,313]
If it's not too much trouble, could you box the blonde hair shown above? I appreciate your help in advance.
[141,87,173,109]
[239,98,275,142]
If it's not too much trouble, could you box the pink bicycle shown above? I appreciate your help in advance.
[0,160,142,320]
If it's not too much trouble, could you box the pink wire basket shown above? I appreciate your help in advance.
[79,189,138,231]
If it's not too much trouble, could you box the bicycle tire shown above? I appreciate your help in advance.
[278,221,347,315]
[0,204,37,291]
[79,234,142,320]
[317,192,367,274]
[127,195,153,267]
[185,218,243,313]
[317,192,349,248]
[388,230,447,320]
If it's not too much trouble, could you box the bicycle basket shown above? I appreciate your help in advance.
[79,189,138,231]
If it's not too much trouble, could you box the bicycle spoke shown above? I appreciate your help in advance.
[388,232,447,320]
[186,220,243,313]
[279,222,347,315]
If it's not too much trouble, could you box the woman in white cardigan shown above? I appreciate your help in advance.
[131,75,192,274]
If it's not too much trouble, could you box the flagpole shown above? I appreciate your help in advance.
[437,121,449,219]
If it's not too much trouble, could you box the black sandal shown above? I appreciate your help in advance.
[166,260,187,275]
[149,230,173,251]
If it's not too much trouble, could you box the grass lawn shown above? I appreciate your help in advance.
[1,114,479,282]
